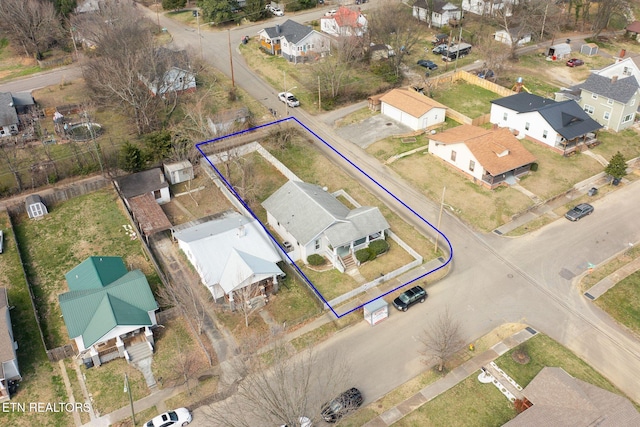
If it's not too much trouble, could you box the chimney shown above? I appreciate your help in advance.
[237,225,245,238]
[276,24,280,34]
[620,49,626,58]
[612,75,618,84]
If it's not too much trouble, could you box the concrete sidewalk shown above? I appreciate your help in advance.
[363,327,538,427]
[584,249,640,300]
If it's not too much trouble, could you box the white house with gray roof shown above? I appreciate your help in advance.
[0,93,19,138]
[0,288,20,402]
[490,93,603,155]
[258,19,331,63]
[262,181,390,270]
[173,211,284,302]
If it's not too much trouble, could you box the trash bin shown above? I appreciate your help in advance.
[588,187,598,196]
[612,178,621,186]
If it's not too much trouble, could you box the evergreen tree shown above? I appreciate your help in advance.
[604,151,626,180]
[162,0,187,10]
[120,142,146,172]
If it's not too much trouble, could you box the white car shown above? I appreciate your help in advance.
[280,416,312,427]
[145,408,192,427]
[325,9,337,16]
[278,92,300,107]
[271,7,284,16]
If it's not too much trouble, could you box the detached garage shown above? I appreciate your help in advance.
[380,88,447,131]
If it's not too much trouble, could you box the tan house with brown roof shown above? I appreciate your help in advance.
[505,367,640,426]
[380,88,447,131]
[428,124,536,189]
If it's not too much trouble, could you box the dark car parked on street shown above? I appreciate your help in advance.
[321,388,363,423]
[566,58,584,67]
[393,285,427,312]
[565,203,594,221]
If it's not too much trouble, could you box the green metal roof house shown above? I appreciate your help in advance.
[59,256,158,367]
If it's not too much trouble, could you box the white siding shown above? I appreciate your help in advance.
[428,140,484,180]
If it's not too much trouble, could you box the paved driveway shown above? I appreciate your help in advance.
[335,114,413,149]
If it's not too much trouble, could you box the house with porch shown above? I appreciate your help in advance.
[321,6,368,37]
[576,73,639,132]
[59,257,158,367]
[412,0,461,28]
[0,288,21,402]
[172,211,284,306]
[138,48,196,97]
[490,93,603,155]
[262,181,390,272]
[258,20,331,63]
[428,125,536,189]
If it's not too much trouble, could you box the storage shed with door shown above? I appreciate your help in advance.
[164,160,194,185]
[25,194,48,219]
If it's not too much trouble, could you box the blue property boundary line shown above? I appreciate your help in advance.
[195,117,453,318]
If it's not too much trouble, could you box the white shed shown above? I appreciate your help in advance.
[25,194,48,219]
[547,43,571,60]
[580,43,599,56]
[379,88,447,131]
[164,160,194,185]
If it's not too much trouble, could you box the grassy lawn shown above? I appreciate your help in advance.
[359,239,416,281]
[0,211,76,427]
[152,317,215,390]
[431,80,500,118]
[0,38,41,82]
[267,264,323,325]
[301,266,360,302]
[516,139,604,199]
[595,270,640,336]
[384,147,533,232]
[592,128,640,163]
[394,333,631,426]
[13,187,162,348]
[581,245,640,292]
[82,359,149,416]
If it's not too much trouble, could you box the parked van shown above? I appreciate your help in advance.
[442,43,472,61]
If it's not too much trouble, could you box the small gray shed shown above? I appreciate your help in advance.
[580,43,599,56]
[25,194,48,219]
[547,43,571,60]
[164,160,194,185]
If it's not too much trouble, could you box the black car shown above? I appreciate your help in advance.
[417,59,438,70]
[393,285,427,311]
[321,388,363,423]
[564,203,594,221]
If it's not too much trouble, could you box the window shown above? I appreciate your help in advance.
[591,93,598,100]
[623,66,632,76]
[469,160,475,172]
[525,122,530,130]
[603,111,610,120]
[315,239,320,250]
[584,104,594,114]
[607,98,613,105]
[632,98,636,106]
[542,130,548,139]
[503,112,508,121]
[622,113,634,123]
[450,150,457,161]
[153,190,161,199]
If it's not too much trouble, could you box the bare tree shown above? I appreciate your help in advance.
[418,307,464,372]
[158,279,213,366]
[367,0,423,78]
[204,331,351,427]
[0,0,65,59]
[73,0,166,135]
[591,0,631,37]
[0,141,24,193]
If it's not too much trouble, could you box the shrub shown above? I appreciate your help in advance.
[355,247,376,263]
[369,239,389,255]
[307,254,326,266]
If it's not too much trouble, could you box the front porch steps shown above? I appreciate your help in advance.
[126,342,156,388]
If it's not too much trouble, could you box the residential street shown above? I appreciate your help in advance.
[137,5,640,413]
[4,4,640,425]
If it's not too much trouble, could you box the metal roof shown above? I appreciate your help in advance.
[64,256,128,291]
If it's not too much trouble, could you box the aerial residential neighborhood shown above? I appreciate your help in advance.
[1,0,640,426]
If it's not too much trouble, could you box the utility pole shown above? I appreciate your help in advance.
[124,373,135,425]
[434,186,446,253]
[454,1,464,73]
[196,8,203,60]
[318,75,321,112]
[228,29,235,87]
[284,71,288,116]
